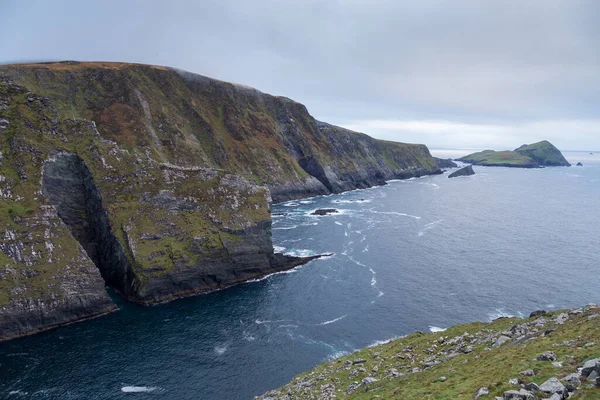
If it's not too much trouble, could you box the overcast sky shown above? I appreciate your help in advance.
[2,0,599,150]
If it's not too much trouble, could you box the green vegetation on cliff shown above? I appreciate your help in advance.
[458,141,570,168]
[0,61,441,341]
[258,306,600,399]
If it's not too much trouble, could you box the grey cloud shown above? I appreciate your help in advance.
[1,0,599,149]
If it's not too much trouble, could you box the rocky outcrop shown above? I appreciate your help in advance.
[311,209,339,216]
[514,141,571,167]
[435,157,458,169]
[0,62,441,340]
[576,162,583,167]
[448,165,475,178]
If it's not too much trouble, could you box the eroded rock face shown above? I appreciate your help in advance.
[0,63,441,340]
[42,152,133,297]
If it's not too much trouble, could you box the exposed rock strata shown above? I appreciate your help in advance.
[0,62,441,340]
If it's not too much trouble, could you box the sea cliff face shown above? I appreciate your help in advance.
[0,62,440,340]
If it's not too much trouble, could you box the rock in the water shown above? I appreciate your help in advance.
[536,351,557,361]
[576,162,583,166]
[435,157,458,169]
[502,389,537,400]
[311,208,339,216]
[448,165,475,178]
[529,310,546,318]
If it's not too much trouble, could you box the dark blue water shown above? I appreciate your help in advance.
[1,151,599,399]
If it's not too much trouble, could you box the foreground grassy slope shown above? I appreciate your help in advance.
[259,306,600,399]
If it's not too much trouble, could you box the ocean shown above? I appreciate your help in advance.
[1,150,598,399]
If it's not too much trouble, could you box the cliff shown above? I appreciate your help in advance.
[458,141,570,168]
[258,305,600,399]
[0,62,440,341]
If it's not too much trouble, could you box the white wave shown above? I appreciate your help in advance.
[318,315,347,325]
[429,326,447,333]
[347,255,366,267]
[273,245,286,253]
[282,202,300,207]
[325,350,352,361]
[8,390,27,396]
[367,209,421,219]
[335,221,343,226]
[331,199,372,204]
[243,332,255,341]
[273,225,298,230]
[418,219,443,236]
[362,245,369,252]
[121,386,157,393]
[277,324,299,329]
[367,335,404,348]
[487,308,522,321]
[369,267,377,286]
[255,319,289,325]
[377,291,384,297]
[344,231,348,236]
[214,344,229,355]
[299,200,315,204]
[284,248,318,257]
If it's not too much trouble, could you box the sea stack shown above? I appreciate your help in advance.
[448,165,475,178]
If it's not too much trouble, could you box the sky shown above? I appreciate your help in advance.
[1,0,599,150]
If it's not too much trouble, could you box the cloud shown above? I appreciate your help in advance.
[1,0,599,149]
[342,119,600,150]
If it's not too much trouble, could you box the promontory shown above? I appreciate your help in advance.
[458,140,571,168]
[0,61,441,341]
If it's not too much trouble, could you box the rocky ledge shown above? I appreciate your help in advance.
[257,305,600,399]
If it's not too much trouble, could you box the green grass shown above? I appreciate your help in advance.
[459,150,538,167]
[262,308,600,399]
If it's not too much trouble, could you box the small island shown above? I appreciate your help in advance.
[458,140,570,168]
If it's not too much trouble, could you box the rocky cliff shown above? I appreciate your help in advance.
[0,62,440,340]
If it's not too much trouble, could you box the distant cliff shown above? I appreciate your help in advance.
[458,141,570,168]
[0,62,440,340]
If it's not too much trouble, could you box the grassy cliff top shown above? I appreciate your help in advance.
[458,150,539,168]
[515,140,571,167]
[258,306,600,399]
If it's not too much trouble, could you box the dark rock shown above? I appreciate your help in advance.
[435,157,458,169]
[502,389,537,400]
[581,358,600,377]
[536,351,557,361]
[448,165,475,178]
[576,162,583,166]
[529,310,546,318]
[561,373,581,391]
[311,208,339,216]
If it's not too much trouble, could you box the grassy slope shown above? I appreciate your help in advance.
[458,150,539,167]
[515,140,571,166]
[259,307,600,399]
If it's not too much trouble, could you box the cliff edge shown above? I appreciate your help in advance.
[0,62,440,340]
